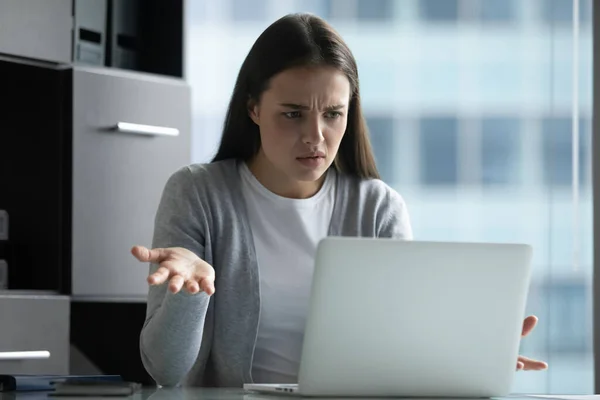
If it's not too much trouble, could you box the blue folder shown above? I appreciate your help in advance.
[0,374,122,391]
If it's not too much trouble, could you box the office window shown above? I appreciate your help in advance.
[542,0,592,25]
[480,0,514,22]
[542,0,572,24]
[187,0,595,392]
[419,117,458,185]
[231,0,266,21]
[420,0,459,22]
[323,0,355,20]
[542,117,588,187]
[546,281,588,352]
[581,0,592,25]
[293,0,331,19]
[481,118,520,185]
[320,0,334,19]
[357,0,394,22]
[367,116,395,183]
[358,61,396,105]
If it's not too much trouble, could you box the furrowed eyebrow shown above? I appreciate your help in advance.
[279,103,310,110]
[279,103,346,110]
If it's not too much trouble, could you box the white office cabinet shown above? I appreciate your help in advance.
[71,66,191,300]
[0,0,72,64]
[0,293,70,374]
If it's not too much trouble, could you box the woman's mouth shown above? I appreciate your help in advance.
[296,155,325,168]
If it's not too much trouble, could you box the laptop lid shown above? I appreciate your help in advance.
[297,238,532,397]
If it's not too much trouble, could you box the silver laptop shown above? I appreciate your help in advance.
[244,237,533,397]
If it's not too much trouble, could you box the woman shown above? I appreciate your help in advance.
[132,13,547,388]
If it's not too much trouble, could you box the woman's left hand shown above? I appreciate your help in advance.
[517,315,549,371]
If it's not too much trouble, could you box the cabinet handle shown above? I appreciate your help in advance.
[0,351,51,361]
[114,122,179,137]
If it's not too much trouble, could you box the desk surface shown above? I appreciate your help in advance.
[0,387,563,400]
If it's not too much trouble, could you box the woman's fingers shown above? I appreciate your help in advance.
[199,276,216,296]
[518,355,548,371]
[186,280,200,294]
[148,266,170,285]
[177,277,214,295]
[132,246,167,263]
[521,315,538,337]
[135,246,216,296]
[168,275,185,293]
[151,272,207,296]
[179,278,214,295]
[182,277,214,295]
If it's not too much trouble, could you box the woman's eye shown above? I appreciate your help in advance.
[283,111,301,119]
[325,111,342,119]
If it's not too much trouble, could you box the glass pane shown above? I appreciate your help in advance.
[542,0,573,23]
[546,281,588,352]
[481,118,520,186]
[541,117,588,187]
[324,0,353,20]
[358,59,397,106]
[480,0,515,22]
[230,0,266,21]
[419,117,458,185]
[543,0,592,25]
[357,0,394,22]
[366,116,395,182]
[186,0,594,393]
[419,0,459,22]
[418,60,461,105]
[296,0,331,18]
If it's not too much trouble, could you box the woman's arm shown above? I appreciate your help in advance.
[139,167,211,387]
[376,188,413,240]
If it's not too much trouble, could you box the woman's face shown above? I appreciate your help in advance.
[248,65,351,197]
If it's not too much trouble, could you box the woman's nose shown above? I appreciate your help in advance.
[302,118,324,145]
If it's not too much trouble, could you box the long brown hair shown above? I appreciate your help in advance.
[212,13,380,180]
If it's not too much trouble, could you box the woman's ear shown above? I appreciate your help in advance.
[247,98,260,125]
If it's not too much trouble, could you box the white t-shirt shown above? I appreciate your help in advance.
[239,162,336,384]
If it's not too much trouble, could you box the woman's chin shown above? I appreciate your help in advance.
[290,164,328,182]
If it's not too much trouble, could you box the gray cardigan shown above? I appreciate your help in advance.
[139,159,413,387]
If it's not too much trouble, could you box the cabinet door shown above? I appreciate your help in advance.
[0,0,72,64]
[72,66,191,301]
[0,294,70,375]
